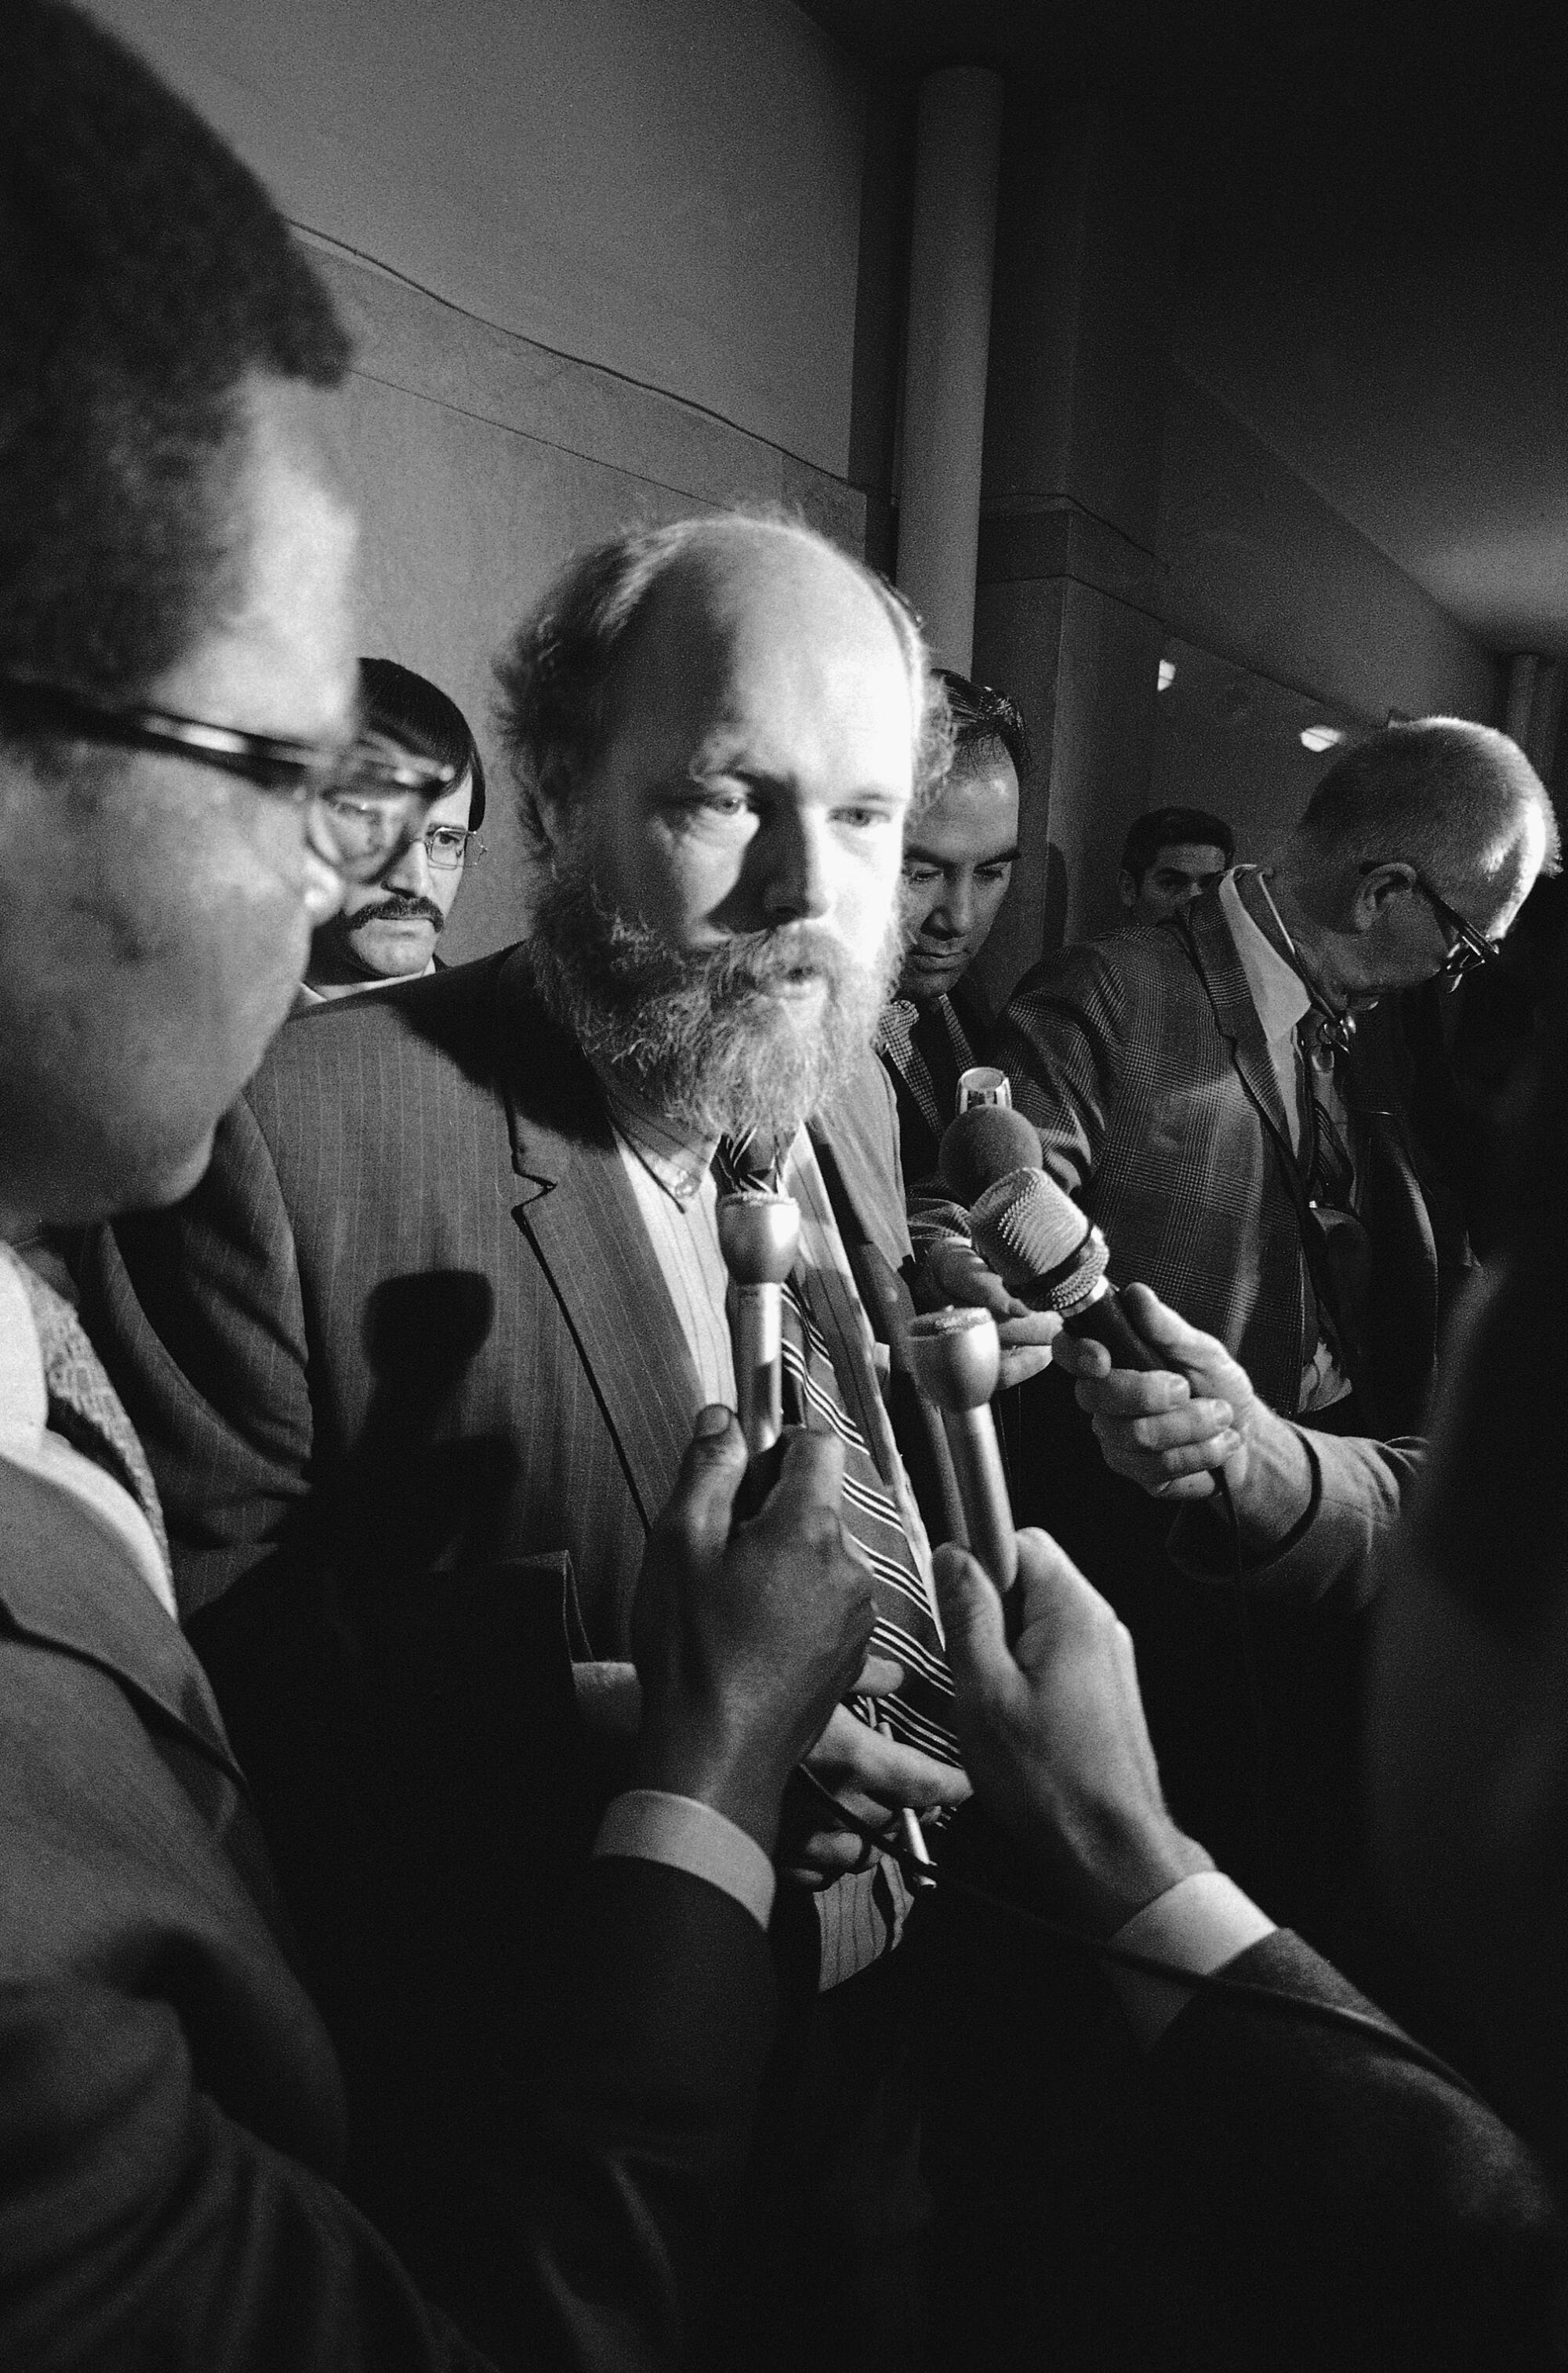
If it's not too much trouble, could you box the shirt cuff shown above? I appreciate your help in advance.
[593,1790,777,1931]
[1107,1871,1277,2050]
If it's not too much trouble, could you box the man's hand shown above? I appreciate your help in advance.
[922,1237,1061,1388]
[935,1529,1210,1935]
[782,1668,972,1884]
[631,1411,877,1855]
[1051,1283,1313,1549]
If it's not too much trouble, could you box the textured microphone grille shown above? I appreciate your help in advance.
[971,1170,1109,1315]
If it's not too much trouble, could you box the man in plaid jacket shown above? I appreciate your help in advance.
[996,719,1555,1440]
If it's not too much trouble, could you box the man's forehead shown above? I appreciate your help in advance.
[1151,841,1228,875]
[909,766,1021,863]
[606,532,916,765]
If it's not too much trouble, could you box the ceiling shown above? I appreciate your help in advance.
[800,0,1568,654]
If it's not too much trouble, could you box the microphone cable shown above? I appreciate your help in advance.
[792,1761,1483,2104]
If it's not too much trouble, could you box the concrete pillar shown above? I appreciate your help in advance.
[895,67,1004,673]
[969,97,1176,1005]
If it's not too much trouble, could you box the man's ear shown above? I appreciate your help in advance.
[532,763,575,864]
[1350,859,1417,933]
[1117,870,1138,910]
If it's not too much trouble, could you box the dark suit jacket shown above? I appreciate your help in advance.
[879,974,994,1188]
[80,945,924,2326]
[0,1453,776,2372]
[996,893,1465,1433]
[86,944,916,1657]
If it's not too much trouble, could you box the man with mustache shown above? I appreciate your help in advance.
[85,511,1002,2355]
[300,658,485,1001]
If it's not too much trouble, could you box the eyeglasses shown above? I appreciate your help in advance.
[0,676,457,885]
[419,823,485,870]
[1358,860,1502,978]
[1411,875,1503,976]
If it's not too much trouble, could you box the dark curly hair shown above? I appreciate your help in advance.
[933,668,1030,784]
[0,0,350,707]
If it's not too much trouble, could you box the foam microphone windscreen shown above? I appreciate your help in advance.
[937,1103,1042,1206]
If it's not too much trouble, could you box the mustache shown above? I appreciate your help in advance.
[350,893,445,931]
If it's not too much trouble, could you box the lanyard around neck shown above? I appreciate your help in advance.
[1247,870,1356,1054]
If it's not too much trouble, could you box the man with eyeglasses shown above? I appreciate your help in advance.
[989,719,1556,1953]
[300,659,487,1001]
[0,7,884,2369]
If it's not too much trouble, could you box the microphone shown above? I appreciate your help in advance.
[956,1064,1013,1113]
[905,1306,1018,1593]
[717,1190,800,1455]
[938,1107,1163,1375]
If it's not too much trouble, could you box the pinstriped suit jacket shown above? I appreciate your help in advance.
[85,942,917,1660]
[994,894,1461,1434]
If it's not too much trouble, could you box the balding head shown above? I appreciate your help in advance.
[512,512,936,1142]
[1290,719,1558,911]
[495,512,946,857]
[1272,718,1558,1006]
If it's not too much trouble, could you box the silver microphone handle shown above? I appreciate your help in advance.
[731,1282,784,1456]
[938,1404,1018,1594]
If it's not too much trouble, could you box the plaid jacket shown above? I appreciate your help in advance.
[994,893,1458,1432]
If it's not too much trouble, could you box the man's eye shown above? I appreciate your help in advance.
[839,806,895,831]
[902,865,939,886]
[976,863,1014,884]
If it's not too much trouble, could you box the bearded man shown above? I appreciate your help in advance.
[83,511,1012,2356]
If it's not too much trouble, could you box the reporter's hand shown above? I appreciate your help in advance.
[935,1528,1210,1934]
[922,1237,1061,1388]
[782,1664,972,1884]
[1050,1285,1312,1546]
[632,1411,877,1854]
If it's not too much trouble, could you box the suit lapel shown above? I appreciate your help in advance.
[813,1048,914,1277]
[0,1457,244,1783]
[1180,895,1298,1157]
[492,952,701,1530]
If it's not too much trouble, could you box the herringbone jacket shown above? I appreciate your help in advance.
[995,892,1464,1434]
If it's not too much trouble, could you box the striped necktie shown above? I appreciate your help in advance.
[713,1138,960,1770]
[3,1246,174,1591]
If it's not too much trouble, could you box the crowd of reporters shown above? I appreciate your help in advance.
[3,6,1568,2369]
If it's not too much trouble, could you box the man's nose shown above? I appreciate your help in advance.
[382,833,434,896]
[935,877,975,937]
[758,811,833,925]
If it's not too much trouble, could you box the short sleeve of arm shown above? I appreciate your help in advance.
[993,947,1131,1201]
[78,1094,315,1621]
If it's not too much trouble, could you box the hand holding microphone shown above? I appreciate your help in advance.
[937,1105,1167,1373]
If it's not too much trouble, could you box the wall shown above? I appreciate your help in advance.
[88,0,870,961]
[1160,366,1502,730]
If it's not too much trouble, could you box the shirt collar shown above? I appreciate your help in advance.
[591,1063,717,1206]
[1220,869,1311,1043]
[0,1248,46,1443]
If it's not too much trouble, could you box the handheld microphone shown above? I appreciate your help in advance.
[956,1065,1013,1113]
[938,1107,1163,1374]
[717,1190,800,1455]
[905,1306,1018,1593]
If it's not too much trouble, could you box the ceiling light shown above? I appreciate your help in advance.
[1300,725,1344,753]
[1157,659,1176,691]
